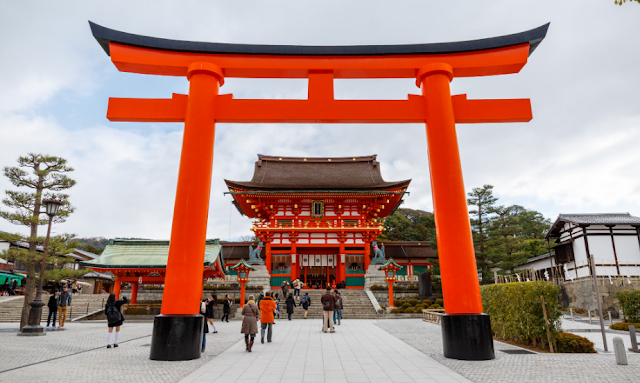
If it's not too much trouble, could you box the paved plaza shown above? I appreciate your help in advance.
[0,318,639,383]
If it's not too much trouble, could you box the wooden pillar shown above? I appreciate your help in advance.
[240,281,246,306]
[266,243,272,274]
[418,63,482,315]
[339,244,346,284]
[113,277,121,299]
[364,242,371,271]
[131,282,139,304]
[388,280,394,308]
[161,62,223,316]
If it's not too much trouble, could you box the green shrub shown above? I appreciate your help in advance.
[408,299,419,306]
[398,300,406,307]
[422,299,432,306]
[616,289,640,323]
[414,304,425,311]
[610,322,640,331]
[401,303,412,310]
[431,304,442,309]
[393,300,403,307]
[434,299,444,307]
[404,308,415,313]
[555,333,596,353]
[481,281,562,349]
[390,309,401,314]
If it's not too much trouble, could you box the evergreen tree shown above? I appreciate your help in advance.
[467,185,498,283]
[0,154,77,329]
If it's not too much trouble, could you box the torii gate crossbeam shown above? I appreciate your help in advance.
[90,21,549,362]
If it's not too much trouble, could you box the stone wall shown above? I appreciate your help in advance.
[558,277,640,318]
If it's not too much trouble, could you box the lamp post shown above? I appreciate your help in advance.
[20,197,63,336]
[230,259,255,308]
[378,258,402,310]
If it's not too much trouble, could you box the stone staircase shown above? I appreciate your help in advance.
[269,289,379,319]
[0,294,108,323]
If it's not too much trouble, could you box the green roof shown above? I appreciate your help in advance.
[83,239,222,269]
[377,258,403,270]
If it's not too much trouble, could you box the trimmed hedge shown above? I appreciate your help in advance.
[401,303,412,310]
[616,289,640,323]
[434,299,444,307]
[481,281,561,348]
[408,299,419,306]
[555,333,596,353]
[390,309,401,313]
[422,299,432,306]
[414,305,425,311]
[404,308,415,313]
[610,322,640,331]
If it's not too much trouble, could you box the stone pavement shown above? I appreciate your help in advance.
[180,320,471,383]
[0,320,242,383]
[376,319,640,383]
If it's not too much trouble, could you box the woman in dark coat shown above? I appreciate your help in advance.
[222,294,232,322]
[206,293,218,333]
[105,293,128,348]
[240,295,259,352]
[285,293,296,320]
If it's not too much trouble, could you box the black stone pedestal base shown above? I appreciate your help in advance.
[441,313,495,360]
[18,325,46,336]
[149,314,204,361]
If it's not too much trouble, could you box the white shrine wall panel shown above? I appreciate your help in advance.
[587,236,616,262]
[572,239,588,264]
[310,239,325,244]
[612,236,640,264]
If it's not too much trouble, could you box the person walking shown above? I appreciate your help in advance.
[274,293,281,319]
[206,294,218,333]
[256,291,265,308]
[222,294,232,322]
[241,295,259,352]
[281,280,289,300]
[301,292,311,319]
[105,293,128,348]
[285,293,296,320]
[292,279,301,299]
[57,285,72,328]
[259,291,276,343]
[321,287,336,333]
[333,290,343,325]
[46,291,59,327]
[200,298,210,352]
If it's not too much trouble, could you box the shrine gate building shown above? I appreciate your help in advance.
[226,154,433,288]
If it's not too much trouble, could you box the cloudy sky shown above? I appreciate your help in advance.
[1,1,639,241]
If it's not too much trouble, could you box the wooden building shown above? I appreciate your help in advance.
[84,238,226,302]
[546,213,640,278]
[225,154,434,288]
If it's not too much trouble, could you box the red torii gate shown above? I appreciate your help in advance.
[90,21,548,361]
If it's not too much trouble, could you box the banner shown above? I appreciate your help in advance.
[302,254,309,267]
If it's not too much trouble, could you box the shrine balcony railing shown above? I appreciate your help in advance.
[252,219,383,231]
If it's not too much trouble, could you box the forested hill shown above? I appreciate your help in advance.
[377,208,436,243]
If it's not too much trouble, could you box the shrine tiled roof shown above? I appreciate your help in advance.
[546,213,640,239]
[225,155,410,192]
[83,239,222,269]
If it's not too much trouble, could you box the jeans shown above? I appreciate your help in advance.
[47,309,57,327]
[333,309,342,324]
[294,289,300,296]
[202,331,206,351]
[260,323,273,342]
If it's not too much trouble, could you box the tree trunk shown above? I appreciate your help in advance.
[19,263,36,330]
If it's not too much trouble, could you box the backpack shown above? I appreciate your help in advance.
[322,296,332,310]
[301,295,309,305]
[106,303,121,325]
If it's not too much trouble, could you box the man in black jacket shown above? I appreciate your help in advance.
[57,285,72,328]
[47,291,59,327]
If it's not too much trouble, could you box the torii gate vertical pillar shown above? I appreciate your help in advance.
[418,63,495,361]
[149,62,224,361]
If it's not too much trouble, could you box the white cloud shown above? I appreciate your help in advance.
[1,1,639,240]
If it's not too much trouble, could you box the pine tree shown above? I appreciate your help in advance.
[467,185,498,283]
[0,154,77,329]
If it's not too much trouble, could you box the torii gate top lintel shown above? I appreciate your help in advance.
[90,21,549,124]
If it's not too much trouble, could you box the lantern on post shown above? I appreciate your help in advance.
[230,259,255,307]
[378,258,403,309]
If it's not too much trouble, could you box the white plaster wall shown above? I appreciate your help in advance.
[572,237,588,264]
[515,257,556,272]
[613,235,640,264]
[587,236,616,263]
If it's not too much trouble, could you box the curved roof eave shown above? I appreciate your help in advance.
[89,21,549,58]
